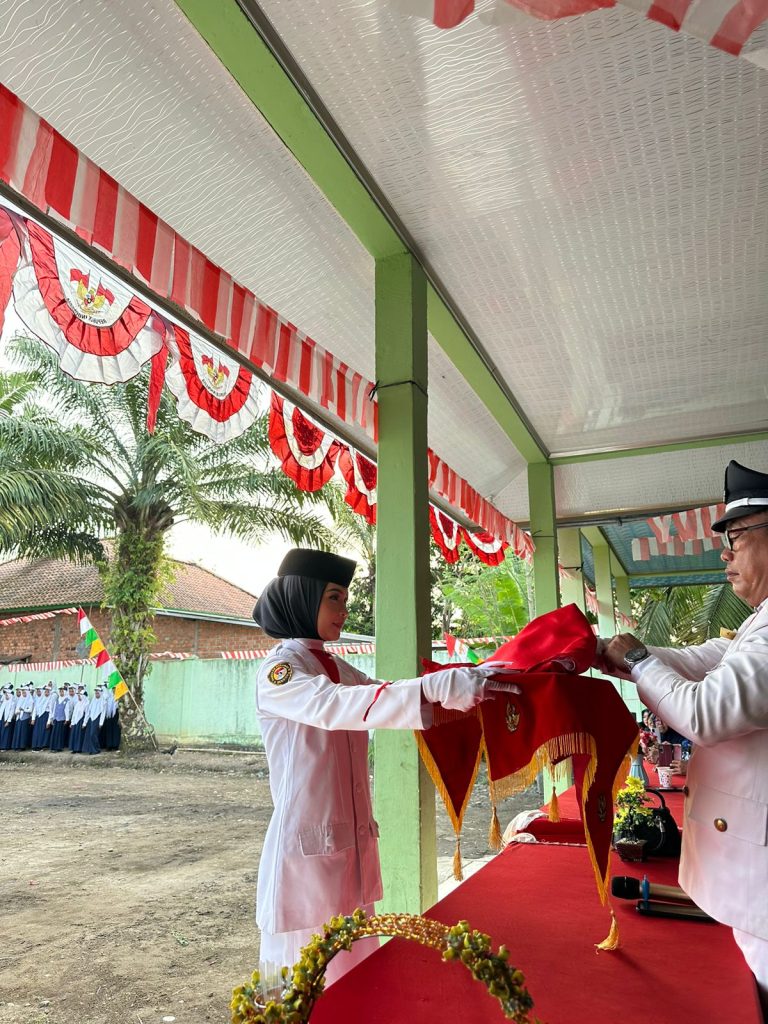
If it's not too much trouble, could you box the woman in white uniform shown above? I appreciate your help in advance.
[252,548,513,988]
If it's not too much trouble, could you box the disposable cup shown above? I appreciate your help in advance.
[656,765,672,788]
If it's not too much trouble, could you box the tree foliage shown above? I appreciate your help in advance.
[632,582,751,647]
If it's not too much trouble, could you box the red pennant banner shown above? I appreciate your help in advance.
[429,505,462,563]
[268,391,342,492]
[461,528,508,566]
[338,447,377,524]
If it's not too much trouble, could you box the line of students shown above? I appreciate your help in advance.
[0,681,121,754]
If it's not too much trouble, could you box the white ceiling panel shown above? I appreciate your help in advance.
[260,0,768,456]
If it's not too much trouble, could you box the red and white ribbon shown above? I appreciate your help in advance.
[12,219,164,384]
[338,447,377,525]
[585,587,599,617]
[429,505,462,563]
[0,207,21,335]
[164,325,261,442]
[268,392,342,492]
[0,606,77,627]
[461,528,509,566]
[220,641,375,660]
[632,535,723,561]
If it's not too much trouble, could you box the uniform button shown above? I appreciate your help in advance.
[358,825,367,836]
[714,818,728,832]
[683,786,689,797]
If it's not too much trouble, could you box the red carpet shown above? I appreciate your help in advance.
[312,841,760,1024]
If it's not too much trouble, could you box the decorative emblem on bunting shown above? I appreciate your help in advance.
[429,505,462,563]
[0,207,21,336]
[12,220,165,384]
[268,391,342,492]
[338,447,377,524]
[461,528,509,566]
[164,326,261,442]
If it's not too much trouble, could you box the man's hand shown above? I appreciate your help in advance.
[593,633,641,678]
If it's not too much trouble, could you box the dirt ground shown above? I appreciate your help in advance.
[0,747,540,1024]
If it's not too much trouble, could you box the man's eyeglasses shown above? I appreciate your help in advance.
[723,521,768,550]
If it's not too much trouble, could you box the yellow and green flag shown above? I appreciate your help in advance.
[77,609,130,700]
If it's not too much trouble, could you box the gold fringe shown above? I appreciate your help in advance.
[453,837,464,881]
[595,908,620,951]
[548,787,560,823]
[488,804,502,851]
[414,728,483,838]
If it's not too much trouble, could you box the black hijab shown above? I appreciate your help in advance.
[253,574,327,640]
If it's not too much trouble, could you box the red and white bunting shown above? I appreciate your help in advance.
[220,642,375,660]
[429,505,462,563]
[0,606,77,627]
[12,217,165,384]
[268,391,342,492]
[338,447,377,525]
[585,587,599,616]
[617,611,637,630]
[460,528,508,566]
[163,326,261,442]
[7,658,88,671]
[428,450,533,560]
[632,535,723,561]
[0,207,21,335]
[401,0,768,62]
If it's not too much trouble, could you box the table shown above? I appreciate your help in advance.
[312,796,761,1023]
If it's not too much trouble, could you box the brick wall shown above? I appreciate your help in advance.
[0,605,277,663]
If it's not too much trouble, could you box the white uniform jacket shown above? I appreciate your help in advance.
[255,638,425,934]
[634,601,768,939]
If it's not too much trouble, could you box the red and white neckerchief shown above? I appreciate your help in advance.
[338,447,377,524]
[268,391,342,492]
[429,505,462,563]
[162,325,261,442]
[12,219,164,384]
[461,528,508,566]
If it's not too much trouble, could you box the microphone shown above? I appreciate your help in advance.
[611,875,694,905]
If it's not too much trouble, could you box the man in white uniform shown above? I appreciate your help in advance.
[598,460,768,1018]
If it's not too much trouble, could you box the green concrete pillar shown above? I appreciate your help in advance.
[590,536,617,639]
[557,528,587,616]
[528,462,559,616]
[373,251,436,914]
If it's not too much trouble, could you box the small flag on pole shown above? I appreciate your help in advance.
[444,633,481,664]
[77,609,130,700]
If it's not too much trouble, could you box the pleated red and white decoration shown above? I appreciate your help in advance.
[460,528,509,566]
[12,219,164,384]
[0,208,20,334]
[631,535,723,561]
[647,503,726,544]
[429,505,462,563]
[268,392,342,492]
[338,447,378,524]
[402,0,768,60]
[163,326,261,442]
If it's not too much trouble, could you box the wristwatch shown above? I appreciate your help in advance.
[623,644,649,670]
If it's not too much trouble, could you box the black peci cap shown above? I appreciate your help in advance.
[712,461,768,532]
[277,548,356,587]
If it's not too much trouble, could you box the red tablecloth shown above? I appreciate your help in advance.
[312,841,760,1024]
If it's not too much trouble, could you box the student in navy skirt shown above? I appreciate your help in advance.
[31,684,52,750]
[69,690,88,753]
[11,684,33,750]
[49,685,70,752]
[82,687,106,755]
[0,687,16,749]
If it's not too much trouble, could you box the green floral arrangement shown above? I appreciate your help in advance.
[613,775,654,841]
[232,908,538,1023]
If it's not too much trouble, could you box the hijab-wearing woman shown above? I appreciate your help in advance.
[82,687,107,755]
[0,687,16,750]
[252,548,514,989]
[69,690,88,754]
[49,685,70,753]
[11,684,34,750]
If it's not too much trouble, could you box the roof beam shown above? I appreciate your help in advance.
[550,430,768,465]
[174,0,546,463]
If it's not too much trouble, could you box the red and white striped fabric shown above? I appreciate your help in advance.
[647,503,726,544]
[402,0,768,60]
[429,505,462,563]
[0,606,77,627]
[7,658,87,671]
[585,586,599,616]
[268,391,342,492]
[12,216,164,384]
[632,535,723,560]
[338,447,377,525]
[220,642,375,659]
[617,611,638,629]
[460,528,509,566]
[163,325,261,442]
[0,207,20,335]
[0,83,377,441]
[428,450,533,559]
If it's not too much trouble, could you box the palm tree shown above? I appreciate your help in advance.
[0,337,333,741]
[632,583,751,647]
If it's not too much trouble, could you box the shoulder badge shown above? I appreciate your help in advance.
[268,662,293,686]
